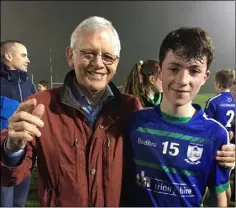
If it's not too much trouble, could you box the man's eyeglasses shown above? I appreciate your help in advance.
[73,49,119,65]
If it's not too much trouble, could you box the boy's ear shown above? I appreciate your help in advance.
[202,70,210,85]
[157,64,163,81]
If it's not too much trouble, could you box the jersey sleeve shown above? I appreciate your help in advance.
[204,99,216,119]
[206,125,230,194]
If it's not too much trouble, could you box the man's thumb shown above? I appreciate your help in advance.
[32,104,45,119]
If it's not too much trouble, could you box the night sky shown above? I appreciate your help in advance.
[1,1,235,92]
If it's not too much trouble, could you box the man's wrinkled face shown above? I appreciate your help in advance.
[5,43,30,72]
[159,50,210,106]
[66,29,119,94]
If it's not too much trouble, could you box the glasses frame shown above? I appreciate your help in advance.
[73,48,119,65]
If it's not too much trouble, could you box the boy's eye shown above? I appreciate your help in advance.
[170,67,179,72]
[190,69,200,75]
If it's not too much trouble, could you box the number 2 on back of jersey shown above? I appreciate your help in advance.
[226,110,235,128]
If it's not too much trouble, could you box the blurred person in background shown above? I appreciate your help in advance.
[0,40,36,207]
[123,59,163,107]
[37,80,49,92]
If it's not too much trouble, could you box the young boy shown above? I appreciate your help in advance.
[204,69,235,204]
[124,27,230,207]
[37,80,49,92]
[205,69,235,132]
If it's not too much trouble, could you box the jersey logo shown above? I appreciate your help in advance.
[227,96,232,102]
[137,137,157,147]
[185,145,203,164]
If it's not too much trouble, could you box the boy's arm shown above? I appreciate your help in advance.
[207,126,230,207]
[216,192,228,207]
[204,99,216,118]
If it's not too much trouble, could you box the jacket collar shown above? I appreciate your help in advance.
[60,70,123,126]
[71,76,114,106]
[0,63,28,82]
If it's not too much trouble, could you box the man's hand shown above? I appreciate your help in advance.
[6,98,45,152]
[216,131,235,168]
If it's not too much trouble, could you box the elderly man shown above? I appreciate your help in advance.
[0,40,36,206]
[1,16,142,206]
[0,17,235,207]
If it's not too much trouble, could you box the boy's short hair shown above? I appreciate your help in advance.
[38,80,49,88]
[159,27,214,70]
[215,68,235,89]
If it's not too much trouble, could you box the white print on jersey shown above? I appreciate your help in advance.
[185,145,203,165]
[136,170,196,197]
[137,137,157,147]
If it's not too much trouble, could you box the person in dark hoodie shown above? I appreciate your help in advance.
[0,40,36,207]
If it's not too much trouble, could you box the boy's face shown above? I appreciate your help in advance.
[159,50,210,106]
[37,84,47,92]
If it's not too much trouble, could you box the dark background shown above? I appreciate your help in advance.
[1,1,235,92]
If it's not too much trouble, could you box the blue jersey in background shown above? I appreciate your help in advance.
[126,104,229,207]
[205,92,235,132]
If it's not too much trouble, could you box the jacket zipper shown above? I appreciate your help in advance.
[60,103,94,206]
[18,78,23,102]
[104,136,110,173]
[74,138,79,182]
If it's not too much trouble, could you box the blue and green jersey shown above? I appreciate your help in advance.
[126,104,230,207]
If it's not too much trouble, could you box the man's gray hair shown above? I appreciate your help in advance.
[70,16,121,56]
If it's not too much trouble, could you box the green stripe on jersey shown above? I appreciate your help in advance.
[136,127,209,144]
[215,182,230,194]
[135,159,197,176]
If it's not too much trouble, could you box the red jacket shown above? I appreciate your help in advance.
[1,70,142,206]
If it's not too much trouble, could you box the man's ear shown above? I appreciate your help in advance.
[4,52,12,62]
[66,47,74,68]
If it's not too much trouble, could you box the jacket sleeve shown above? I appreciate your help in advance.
[2,140,25,166]
[0,129,36,187]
